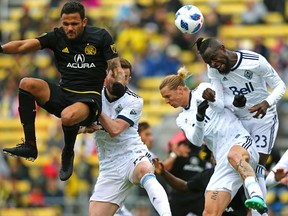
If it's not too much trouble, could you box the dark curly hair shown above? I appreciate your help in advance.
[61,1,85,19]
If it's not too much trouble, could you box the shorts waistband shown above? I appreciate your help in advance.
[63,87,101,95]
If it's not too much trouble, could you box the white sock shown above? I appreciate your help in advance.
[251,210,268,216]
[250,164,267,216]
[256,164,267,200]
[244,176,264,199]
[141,173,171,216]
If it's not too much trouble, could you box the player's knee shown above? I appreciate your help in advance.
[228,147,249,164]
[61,110,76,126]
[203,207,221,216]
[19,77,35,91]
[134,162,154,184]
[227,149,239,164]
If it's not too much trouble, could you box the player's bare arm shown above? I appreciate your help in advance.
[202,88,216,102]
[153,158,188,192]
[107,57,125,84]
[98,112,130,137]
[248,100,270,118]
[1,38,41,54]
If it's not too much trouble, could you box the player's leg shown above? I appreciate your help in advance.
[203,190,231,216]
[90,169,132,216]
[59,102,90,181]
[132,159,171,216]
[3,78,50,161]
[227,144,267,214]
[89,201,119,216]
[114,205,133,216]
[245,114,278,216]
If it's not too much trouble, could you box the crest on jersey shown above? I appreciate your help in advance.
[115,104,123,114]
[110,44,118,54]
[244,70,253,80]
[85,44,96,55]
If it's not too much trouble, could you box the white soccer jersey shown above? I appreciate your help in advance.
[176,83,255,163]
[94,87,149,173]
[207,50,285,154]
[176,83,259,198]
[208,50,286,116]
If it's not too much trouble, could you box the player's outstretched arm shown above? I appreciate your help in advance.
[107,57,126,97]
[266,168,288,188]
[153,158,188,192]
[107,57,125,83]
[98,112,130,137]
[1,38,41,54]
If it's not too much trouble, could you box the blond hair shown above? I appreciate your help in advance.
[159,67,189,90]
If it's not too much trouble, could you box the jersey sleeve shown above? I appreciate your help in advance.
[176,112,204,147]
[101,29,119,61]
[36,31,56,50]
[117,97,143,127]
[258,55,286,106]
[207,68,225,112]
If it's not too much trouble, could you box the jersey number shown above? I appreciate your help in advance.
[255,135,267,148]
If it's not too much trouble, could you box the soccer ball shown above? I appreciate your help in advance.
[174,5,204,34]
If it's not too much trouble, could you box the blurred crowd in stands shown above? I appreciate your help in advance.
[0,0,288,215]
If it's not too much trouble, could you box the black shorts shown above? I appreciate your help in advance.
[39,81,102,126]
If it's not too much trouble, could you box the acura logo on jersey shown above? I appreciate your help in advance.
[74,54,85,63]
[67,54,96,68]
[229,82,254,95]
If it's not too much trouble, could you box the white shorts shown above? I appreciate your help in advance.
[90,151,152,207]
[241,110,278,155]
[206,135,259,199]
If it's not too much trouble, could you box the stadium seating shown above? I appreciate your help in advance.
[0,116,57,147]
[136,76,181,125]
[0,207,62,216]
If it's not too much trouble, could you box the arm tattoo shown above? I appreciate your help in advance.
[108,58,125,83]
[109,60,118,70]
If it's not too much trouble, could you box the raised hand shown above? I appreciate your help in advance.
[248,100,269,118]
[202,88,216,102]
[233,95,246,108]
[272,168,288,182]
[153,158,164,175]
[197,100,209,121]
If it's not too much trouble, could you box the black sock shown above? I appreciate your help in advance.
[62,125,80,153]
[18,88,36,145]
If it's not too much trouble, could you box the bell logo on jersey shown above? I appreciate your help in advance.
[229,82,254,95]
[67,54,96,68]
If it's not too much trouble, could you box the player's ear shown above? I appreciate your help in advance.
[220,44,225,51]
[83,17,88,26]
